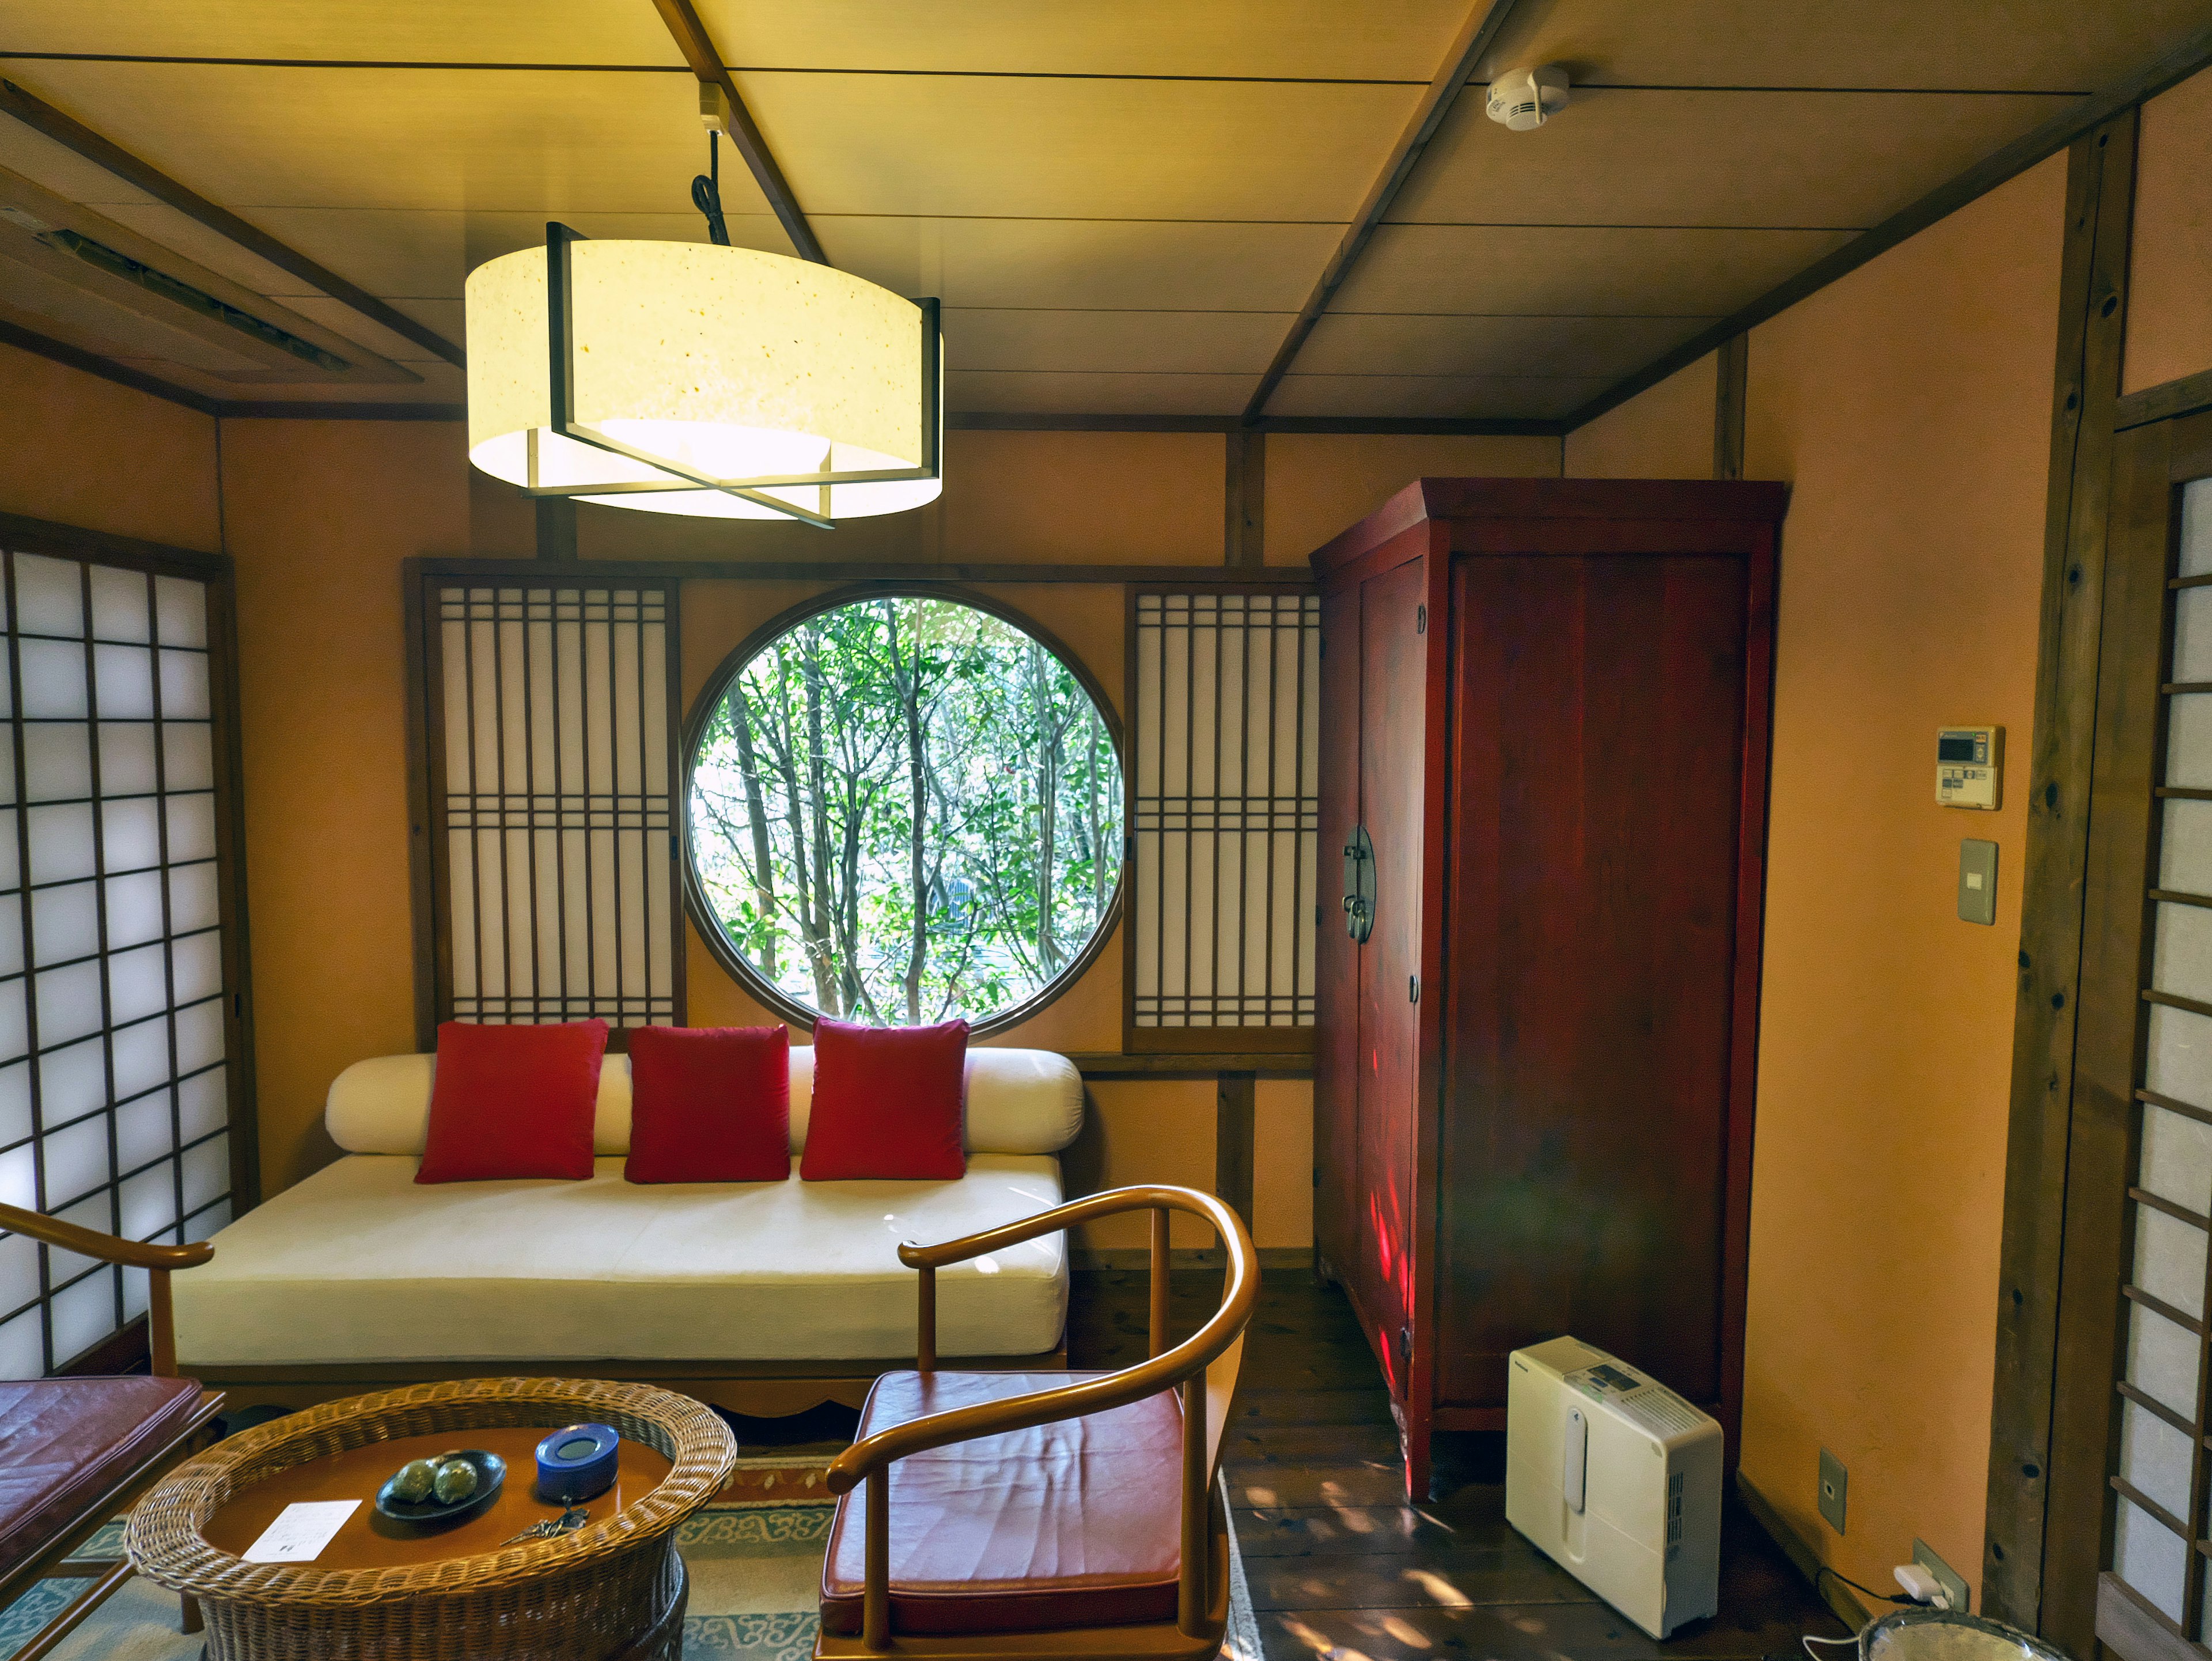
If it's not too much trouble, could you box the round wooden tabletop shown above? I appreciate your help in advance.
[200,1425,675,1572]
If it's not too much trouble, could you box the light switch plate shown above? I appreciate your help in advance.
[1959,839,1998,926]
[1912,1539,1969,1614]
[1819,1448,1848,1535]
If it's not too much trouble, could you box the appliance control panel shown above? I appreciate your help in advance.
[1936,725,2002,810]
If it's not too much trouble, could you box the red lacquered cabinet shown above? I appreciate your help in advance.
[1312,478,1783,1498]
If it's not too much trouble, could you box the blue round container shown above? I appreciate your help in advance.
[534,1421,620,1504]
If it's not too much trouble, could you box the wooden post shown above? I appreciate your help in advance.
[914,1266,935,1373]
[1149,1208,1171,1359]
[864,1465,890,1651]
[1214,1074,1256,1236]
[1178,1369,1208,1636]
[535,497,578,562]
[148,1270,175,1378]
[1983,108,2138,1643]
[1713,333,1747,480]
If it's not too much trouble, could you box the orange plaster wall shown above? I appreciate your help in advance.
[2124,65,2212,395]
[1262,433,1562,563]
[1563,351,1718,479]
[1736,153,2064,1601]
[217,419,517,1193]
[0,344,221,552]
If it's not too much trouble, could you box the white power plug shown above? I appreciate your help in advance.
[1895,1564,1950,1609]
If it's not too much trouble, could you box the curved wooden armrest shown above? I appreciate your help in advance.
[0,1202,214,1270]
[829,1185,1254,1494]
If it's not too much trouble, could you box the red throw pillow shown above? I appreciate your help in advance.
[625,1025,791,1183]
[415,1019,609,1183]
[799,1018,969,1181]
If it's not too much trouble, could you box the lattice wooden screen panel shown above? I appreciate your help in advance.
[1128,589,1319,1049]
[0,544,244,1378]
[2115,474,2212,1635]
[423,578,683,1031]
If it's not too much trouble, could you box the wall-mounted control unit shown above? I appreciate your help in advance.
[1936,726,2002,810]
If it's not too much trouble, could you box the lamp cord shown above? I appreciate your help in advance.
[692,130,731,246]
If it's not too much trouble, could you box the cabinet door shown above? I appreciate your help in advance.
[1437,552,1749,1411]
[1351,557,1430,1393]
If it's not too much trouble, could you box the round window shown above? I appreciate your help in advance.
[685,592,1125,1032]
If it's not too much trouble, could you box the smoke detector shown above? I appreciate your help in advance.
[1485,65,1570,131]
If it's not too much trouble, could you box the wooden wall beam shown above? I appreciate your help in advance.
[648,0,826,266]
[1240,0,1523,421]
[0,77,465,369]
[1981,107,2138,1635]
[1713,335,1747,481]
[2115,364,2212,431]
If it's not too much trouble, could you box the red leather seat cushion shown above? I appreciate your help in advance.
[820,1369,1183,1637]
[0,1376,203,1582]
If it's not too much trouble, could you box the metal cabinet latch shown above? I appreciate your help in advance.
[1343,824,1375,943]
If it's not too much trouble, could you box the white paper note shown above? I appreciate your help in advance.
[243,1500,361,1564]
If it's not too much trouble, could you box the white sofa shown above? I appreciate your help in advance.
[173,1046,1084,1412]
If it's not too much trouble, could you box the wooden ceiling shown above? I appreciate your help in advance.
[1,0,2209,424]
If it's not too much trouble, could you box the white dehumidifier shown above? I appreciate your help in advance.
[1505,1336,1723,1639]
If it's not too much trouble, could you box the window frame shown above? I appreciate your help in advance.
[0,508,257,1376]
[679,582,1128,1039]
[1122,580,1321,1058]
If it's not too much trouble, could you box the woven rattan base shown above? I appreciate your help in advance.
[126,1378,736,1661]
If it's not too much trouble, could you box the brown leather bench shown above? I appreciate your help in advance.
[817,1185,1256,1661]
[0,1202,222,1661]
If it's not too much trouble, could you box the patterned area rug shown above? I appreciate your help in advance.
[0,1481,1259,1661]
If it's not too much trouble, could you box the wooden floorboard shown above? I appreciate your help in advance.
[1070,1267,1844,1661]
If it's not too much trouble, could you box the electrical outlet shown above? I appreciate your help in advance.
[1819,1448,1848,1534]
[1914,1539,1968,1613]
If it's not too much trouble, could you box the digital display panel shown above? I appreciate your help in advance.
[1938,736,1978,762]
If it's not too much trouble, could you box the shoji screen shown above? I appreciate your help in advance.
[421,575,684,1032]
[1127,588,1320,1050]
[2118,475,2212,1634]
[0,536,246,1378]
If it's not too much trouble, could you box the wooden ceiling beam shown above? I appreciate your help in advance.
[0,77,465,369]
[648,0,826,264]
[1240,0,1522,423]
[1562,17,2212,435]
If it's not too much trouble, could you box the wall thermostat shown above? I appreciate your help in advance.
[1937,726,2002,810]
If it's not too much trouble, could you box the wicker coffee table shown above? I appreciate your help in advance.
[126,1378,737,1660]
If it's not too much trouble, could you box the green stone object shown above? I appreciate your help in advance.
[433,1459,478,1505]
[391,1459,438,1503]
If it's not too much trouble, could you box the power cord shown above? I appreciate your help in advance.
[1818,1566,1920,1609]
[691,131,732,247]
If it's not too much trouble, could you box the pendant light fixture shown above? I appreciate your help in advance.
[465,138,941,528]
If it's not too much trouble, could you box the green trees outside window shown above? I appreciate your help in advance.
[688,595,1123,1028]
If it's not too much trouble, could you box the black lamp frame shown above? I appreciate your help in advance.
[521,221,943,530]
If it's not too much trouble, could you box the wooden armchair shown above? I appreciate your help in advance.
[0,1202,222,1661]
[816,1185,1257,1661]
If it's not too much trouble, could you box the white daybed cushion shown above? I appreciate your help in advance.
[325,1045,1084,1159]
[173,1154,1067,1367]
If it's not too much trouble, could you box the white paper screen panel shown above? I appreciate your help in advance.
[2119,475,2212,1628]
[432,584,681,1028]
[0,547,235,1380]
[1130,591,1319,1031]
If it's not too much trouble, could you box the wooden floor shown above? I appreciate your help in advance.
[1069,1267,1846,1661]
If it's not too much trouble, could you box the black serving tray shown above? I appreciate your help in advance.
[373,1449,506,1527]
